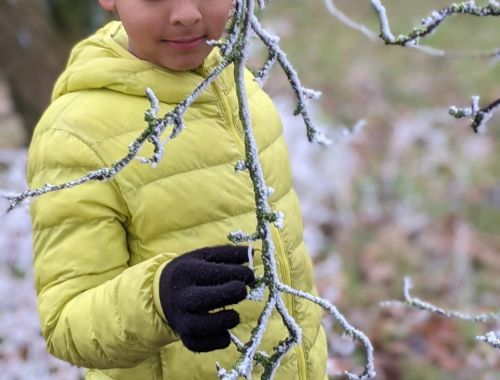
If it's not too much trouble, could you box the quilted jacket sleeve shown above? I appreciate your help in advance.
[28,127,177,369]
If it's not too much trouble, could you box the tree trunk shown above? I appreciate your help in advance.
[0,0,69,145]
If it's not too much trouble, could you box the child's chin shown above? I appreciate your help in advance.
[168,63,202,72]
[158,57,207,72]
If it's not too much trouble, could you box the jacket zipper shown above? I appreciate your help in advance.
[200,67,245,150]
[203,67,307,379]
[271,226,307,380]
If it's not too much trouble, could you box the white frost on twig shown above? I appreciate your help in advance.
[449,96,499,133]
[382,277,500,351]
[325,0,499,132]
[381,277,500,323]
[476,331,500,349]
[278,283,375,380]
[324,0,500,58]
[369,0,395,42]
[216,1,374,378]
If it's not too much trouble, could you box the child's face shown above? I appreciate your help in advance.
[99,0,233,71]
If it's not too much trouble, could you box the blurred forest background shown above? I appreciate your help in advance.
[0,1,499,379]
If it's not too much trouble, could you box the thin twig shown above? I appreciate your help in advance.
[324,0,499,131]
[371,0,500,55]
[381,277,500,322]
[4,58,232,211]
[476,331,500,349]
[450,97,500,132]
[279,283,375,380]
[382,277,500,351]
[250,17,330,144]
[324,0,500,59]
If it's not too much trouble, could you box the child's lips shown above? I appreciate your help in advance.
[162,36,206,50]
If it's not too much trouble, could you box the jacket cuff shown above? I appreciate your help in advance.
[153,259,171,324]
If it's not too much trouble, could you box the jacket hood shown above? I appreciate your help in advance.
[52,21,227,105]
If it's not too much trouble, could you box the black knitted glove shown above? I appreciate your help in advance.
[159,245,255,352]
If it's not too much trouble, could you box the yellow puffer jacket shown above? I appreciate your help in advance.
[28,21,327,380]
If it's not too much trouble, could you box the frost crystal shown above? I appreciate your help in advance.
[477,331,500,349]
[235,160,247,172]
[271,211,285,229]
[247,281,266,302]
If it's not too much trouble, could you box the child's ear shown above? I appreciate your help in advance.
[98,0,116,11]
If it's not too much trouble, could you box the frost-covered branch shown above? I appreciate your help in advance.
[324,0,499,131]
[382,277,500,322]
[324,0,500,58]
[477,331,500,349]
[381,277,500,350]
[370,0,499,47]
[4,57,232,211]
[324,0,445,56]
[5,0,250,211]
[250,17,329,144]
[449,96,500,132]
[215,1,373,378]
[5,0,374,378]
[278,283,375,380]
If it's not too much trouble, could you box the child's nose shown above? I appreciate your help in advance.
[169,0,202,27]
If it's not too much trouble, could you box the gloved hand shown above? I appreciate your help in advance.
[158,245,255,352]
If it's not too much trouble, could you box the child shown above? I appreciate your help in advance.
[27,0,327,379]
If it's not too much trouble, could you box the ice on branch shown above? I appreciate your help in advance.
[227,230,258,244]
[382,277,500,351]
[249,16,330,144]
[279,283,376,380]
[234,159,247,172]
[325,0,499,132]
[268,211,284,229]
[303,88,322,100]
[370,0,395,42]
[247,280,266,302]
[476,331,500,350]
[371,0,500,47]
[5,57,234,210]
[216,0,373,377]
[5,0,376,378]
[382,277,500,322]
[325,0,500,57]
[450,96,500,133]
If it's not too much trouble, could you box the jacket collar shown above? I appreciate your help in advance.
[52,21,233,105]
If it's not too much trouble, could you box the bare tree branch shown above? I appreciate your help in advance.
[370,0,499,46]
[324,0,499,131]
[450,96,500,132]
[477,331,500,349]
[324,0,500,58]
[382,277,500,351]
[4,0,375,378]
[218,1,373,377]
